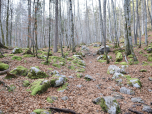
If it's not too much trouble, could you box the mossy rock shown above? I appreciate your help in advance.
[76,73,83,78]
[57,82,68,91]
[47,96,58,103]
[77,60,85,66]
[124,75,131,79]
[33,109,51,114]
[116,52,123,62]
[147,54,152,62]
[23,54,34,57]
[67,57,73,61]
[68,65,75,70]
[139,69,147,72]
[50,79,58,87]
[127,78,142,88]
[9,54,14,56]
[12,56,22,61]
[98,60,106,63]
[0,63,9,71]
[129,58,139,65]
[139,50,143,54]
[0,55,4,58]
[5,72,18,79]
[119,62,128,65]
[142,61,148,66]
[23,80,30,87]
[114,62,119,64]
[12,48,23,54]
[42,51,52,56]
[29,79,50,95]
[23,49,33,55]
[27,67,48,79]
[10,66,28,76]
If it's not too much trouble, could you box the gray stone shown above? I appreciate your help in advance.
[147,47,152,53]
[131,97,144,103]
[55,77,66,87]
[73,55,83,60]
[97,45,110,55]
[40,111,50,114]
[96,84,101,89]
[111,92,124,99]
[142,105,152,113]
[68,76,74,79]
[128,78,141,88]
[92,97,101,104]
[148,89,152,92]
[97,55,103,60]
[107,65,121,75]
[115,79,123,83]
[84,75,93,81]
[58,89,65,92]
[120,87,135,95]
[77,85,82,88]
[41,80,49,85]
[52,70,59,74]
[101,96,120,114]
[61,96,69,101]
[112,73,124,79]
[149,77,152,81]
[30,112,36,114]
[94,43,100,47]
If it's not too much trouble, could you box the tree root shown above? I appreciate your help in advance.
[46,107,79,114]
[128,108,143,114]
[0,68,9,75]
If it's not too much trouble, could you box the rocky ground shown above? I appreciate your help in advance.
[0,36,152,114]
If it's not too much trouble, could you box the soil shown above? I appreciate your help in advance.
[0,34,152,114]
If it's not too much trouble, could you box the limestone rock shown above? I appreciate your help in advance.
[112,73,124,79]
[92,97,101,104]
[55,76,67,87]
[131,97,144,103]
[97,45,110,55]
[111,92,124,99]
[142,105,152,113]
[12,48,23,54]
[120,87,135,95]
[127,78,142,88]
[84,75,93,81]
[61,96,69,101]
[149,77,152,81]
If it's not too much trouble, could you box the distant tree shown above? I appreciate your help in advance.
[54,0,58,53]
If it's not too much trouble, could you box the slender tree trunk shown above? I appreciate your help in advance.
[132,0,136,45]
[144,0,148,45]
[0,0,4,45]
[141,0,144,35]
[6,0,9,46]
[28,0,31,49]
[54,0,58,52]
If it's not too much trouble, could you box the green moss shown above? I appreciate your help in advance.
[98,60,106,63]
[23,80,30,87]
[68,65,75,70]
[76,68,85,72]
[107,70,110,74]
[127,78,142,88]
[114,62,119,64]
[42,51,52,56]
[148,54,152,61]
[124,75,131,79]
[37,50,43,53]
[10,66,28,76]
[33,109,48,114]
[12,48,23,54]
[11,56,22,61]
[0,63,9,71]
[140,69,147,72]
[77,60,85,66]
[47,96,58,103]
[23,54,34,57]
[0,55,4,58]
[149,63,152,66]
[116,52,123,62]
[119,62,128,65]
[113,100,121,114]
[8,85,16,92]
[63,52,69,57]
[47,68,53,71]
[29,79,50,95]
[50,79,57,87]
[9,54,14,56]
[57,83,68,91]
[76,73,83,78]
[67,57,73,61]
[100,98,108,112]
[52,64,61,68]
[27,67,48,79]
[128,55,133,58]
[142,61,148,66]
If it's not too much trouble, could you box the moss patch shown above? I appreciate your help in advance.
[12,48,23,54]
[100,98,108,112]
[23,54,34,57]
[8,85,16,92]
[23,80,30,87]
[47,96,58,103]
[68,65,75,70]
[33,109,49,114]
[52,64,61,68]
[76,68,85,72]
[29,79,50,95]
[148,54,152,62]
[119,62,128,65]
[128,55,133,58]
[50,79,57,87]
[0,63,9,71]
[12,56,22,61]
[10,66,28,76]
[76,73,83,78]
[116,52,123,62]
[139,69,147,72]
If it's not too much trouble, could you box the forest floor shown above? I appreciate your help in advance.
[0,33,152,114]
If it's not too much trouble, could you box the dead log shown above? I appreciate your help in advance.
[46,107,78,114]
[5,72,18,79]
[0,68,9,75]
[128,108,143,114]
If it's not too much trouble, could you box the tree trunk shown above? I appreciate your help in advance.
[28,0,31,49]
[54,0,58,52]
[6,0,9,46]
[144,0,148,45]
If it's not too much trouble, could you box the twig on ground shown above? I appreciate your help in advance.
[128,108,143,114]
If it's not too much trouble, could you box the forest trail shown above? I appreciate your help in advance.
[0,34,152,114]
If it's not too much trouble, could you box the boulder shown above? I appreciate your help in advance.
[120,87,135,95]
[100,96,121,114]
[107,65,121,75]
[131,97,144,103]
[29,79,50,95]
[81,45,89,51]
[10,66,28,76]
[12,48,23,54]
[112,73,124,79]
[55,76,67,87]
[127,78,142,88]
[142,105,152,113]
[27,67,48,79]
[116,52,123,62]
[0,63,9,71]
[84,75,93,81]
[92,97,101,104]
[147,47,152,53]
[61,96,69,101]
[94,43,100,47]
[97,45,110,55]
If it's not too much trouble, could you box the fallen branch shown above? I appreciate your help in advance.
[46,107,78,114]
[128,108,143,114]
[0,68,9,75]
